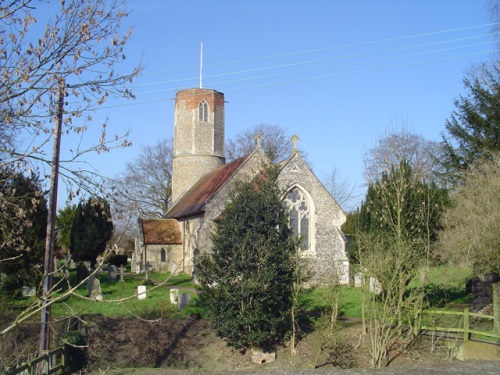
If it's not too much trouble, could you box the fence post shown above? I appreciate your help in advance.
[463,308,469,342]
[493,282,499,335]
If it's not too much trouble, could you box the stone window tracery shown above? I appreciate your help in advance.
[198,100,208,122]
[283,187,311,251]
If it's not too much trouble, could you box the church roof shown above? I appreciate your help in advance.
[166,154,251,219]
[141,219,182,244]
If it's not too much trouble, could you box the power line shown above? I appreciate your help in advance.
[135,40,496,95]
[93,48,496,111]
[139,22,500,78]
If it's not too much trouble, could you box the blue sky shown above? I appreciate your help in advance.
[47,0,496,209]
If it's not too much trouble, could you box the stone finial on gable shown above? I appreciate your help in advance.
[291,134,299,156]
[254,132,263,150]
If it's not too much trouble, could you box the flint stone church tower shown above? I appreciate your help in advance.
[134,87,350,284]
[172,89,225,202]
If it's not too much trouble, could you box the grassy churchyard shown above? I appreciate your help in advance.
[4,264,472,321]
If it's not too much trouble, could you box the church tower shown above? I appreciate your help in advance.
[171,88,225,203]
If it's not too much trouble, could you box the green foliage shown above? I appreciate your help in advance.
[60,330,87,373]
[350,161,449,263]
[440,64,500,184]
[0,170,47,293]
[70,197,113,266]
[196,165,296,351]
[56,204,76,255]
[438,152,500,276]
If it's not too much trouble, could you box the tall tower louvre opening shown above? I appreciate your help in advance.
[171,88,225,203]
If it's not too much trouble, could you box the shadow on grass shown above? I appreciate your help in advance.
[421,283,470,307]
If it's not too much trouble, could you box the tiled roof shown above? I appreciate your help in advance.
[166,154,250,219]
[141,219,182,244]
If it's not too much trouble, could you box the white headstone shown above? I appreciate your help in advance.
[138,285,147,300]
[21,286,36,297]
[170,288,179,305]
[170,261,178,276]
[354,272,363,288]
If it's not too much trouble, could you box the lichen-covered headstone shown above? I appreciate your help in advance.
[87,275,103,301]
[170,288,179,305]
[21,286,36,297]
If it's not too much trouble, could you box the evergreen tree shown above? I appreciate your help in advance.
[352,161,449,263]
[441,64,500,183]
[196,165,295,351]
[70,197,113,266]
[0,170,47,293]
[56,205,77,255]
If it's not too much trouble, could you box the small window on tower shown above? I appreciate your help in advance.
[199,100,208,122]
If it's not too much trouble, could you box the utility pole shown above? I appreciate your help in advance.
[39,78,65,356]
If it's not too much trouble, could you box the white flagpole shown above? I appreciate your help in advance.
[200,42,203,89]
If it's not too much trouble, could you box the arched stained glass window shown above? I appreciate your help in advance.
[160,249,166,263]
[283,187,310,250]
[198,100,208,122]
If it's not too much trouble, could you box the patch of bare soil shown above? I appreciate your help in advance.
[81,315,456,375]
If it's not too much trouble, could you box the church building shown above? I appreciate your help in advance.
[133,88,349,284]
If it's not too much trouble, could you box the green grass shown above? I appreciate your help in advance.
[3,266,473,323]
[47,271,200,319]
[301,286,363,319]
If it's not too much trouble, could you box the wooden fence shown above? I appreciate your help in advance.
[421,308,500,342]
[4,347,66,375]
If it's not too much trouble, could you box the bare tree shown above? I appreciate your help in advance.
[322,167,358,212]
[225,123,309,164]
[437,151,500,276]
[0,0,141,357]
[110,139,173,225]
[363,121,444,185]
[0,0,141,194]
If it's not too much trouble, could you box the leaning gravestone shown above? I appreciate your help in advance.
[87,275,103,301]
[107,265,118,281]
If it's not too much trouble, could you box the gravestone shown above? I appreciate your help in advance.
[178,293,191,310]
[170,261,178,276]
[107,265,118,281]
[369,277,382,295]
[119,264,124,283]
[21,286,36,297]
[354,273,363,288]
[138,285,147,300]
[170,289,179,305]
[87,276,103,301]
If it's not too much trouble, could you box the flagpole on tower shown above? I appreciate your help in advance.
[200,42,203,89]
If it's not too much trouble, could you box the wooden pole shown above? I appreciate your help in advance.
[39,78,64,356]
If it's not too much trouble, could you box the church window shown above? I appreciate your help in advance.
[160,249,166,263]
[199,100,208,122]
[283,187,311,251]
